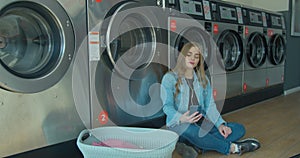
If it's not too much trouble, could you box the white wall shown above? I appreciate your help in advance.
[223,0,289,11]
[223,0,253,7]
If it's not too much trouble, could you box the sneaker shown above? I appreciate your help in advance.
[175,142,198,158]
[235,138,261,155]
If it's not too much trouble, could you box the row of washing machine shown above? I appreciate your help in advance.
[83,0,287,128]
[86,0,287,128]
[164,0,286,101]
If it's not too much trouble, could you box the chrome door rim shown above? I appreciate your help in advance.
[217,30,243,71]
[246,32,267,68]
[0,1,75,93]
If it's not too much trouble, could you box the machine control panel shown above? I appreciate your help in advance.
[264,12,284,29]
[219,6,237,21]
[249,11,263,24]
[242,8,264,26]
[271,15,282,27]
[210,1,241,24]
[164,0,212,20]
[179,0,204,16]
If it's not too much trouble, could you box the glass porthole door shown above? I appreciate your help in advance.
[246,32,268,68]
[217,30,243,71]
[0,2,75,93]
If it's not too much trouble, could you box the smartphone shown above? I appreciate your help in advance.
[199,109,206,117]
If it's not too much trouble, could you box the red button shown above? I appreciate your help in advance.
[266,78,269,86]
[245,27,249,36]
[170,19,177,32]
[243,83,247,92]
[213,24,219,34]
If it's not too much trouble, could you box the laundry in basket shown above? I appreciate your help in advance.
[77,126,179,158]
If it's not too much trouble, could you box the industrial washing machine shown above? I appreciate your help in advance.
[209,0,244,100]
[264,11,286,88]
[162,0,227,102]
[242,6,268,94]
[87,0,169,128]
[163,0,214,72]
[0,0,87,156]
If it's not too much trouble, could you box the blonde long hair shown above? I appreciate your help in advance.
[173,42,208,98]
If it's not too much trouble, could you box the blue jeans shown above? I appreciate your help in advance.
[170,122,245,155]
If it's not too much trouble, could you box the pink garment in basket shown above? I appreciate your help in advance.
[92,139,143,149]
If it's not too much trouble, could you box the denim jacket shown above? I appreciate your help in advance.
[160,71,225,128]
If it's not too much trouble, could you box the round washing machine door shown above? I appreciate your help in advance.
[217,30,243,71]
[102,1,161,80]
[268,34,286,65]
[0,1,75,93]
[246,32,268,68]
[172,26,214,71]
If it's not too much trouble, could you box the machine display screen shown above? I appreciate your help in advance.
[249,11,263,24]
[220,6,237,21]
[179,0,203,16]
[271,15,282,27]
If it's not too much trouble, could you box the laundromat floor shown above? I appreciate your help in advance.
[173,91,300,158]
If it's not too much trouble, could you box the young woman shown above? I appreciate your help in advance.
[160,42,260,156]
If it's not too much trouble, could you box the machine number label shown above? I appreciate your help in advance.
[281,16,286,29]
[236,7,243,24]
[89,31,100,61]
[98,110,108,125]
[262,12,267,27]
[203,1,212,20]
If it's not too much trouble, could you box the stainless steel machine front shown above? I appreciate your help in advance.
[264,11,286,87]
[164,0,214,72]
[242,6,268,93]
[87,0,168,128]
[162,0,227,102]
[210,0,245,99]
[0,0,87,156]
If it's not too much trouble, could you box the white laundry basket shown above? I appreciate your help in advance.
[77,126,178,158]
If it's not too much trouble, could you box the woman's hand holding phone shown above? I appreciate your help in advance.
[190,105,206,117]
